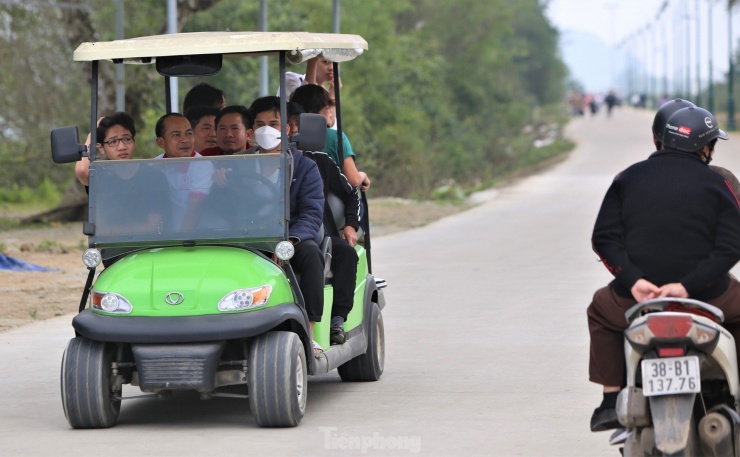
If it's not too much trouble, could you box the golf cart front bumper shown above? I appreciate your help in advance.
[72,302,307,344]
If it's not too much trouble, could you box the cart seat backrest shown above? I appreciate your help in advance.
[326,192,363,240]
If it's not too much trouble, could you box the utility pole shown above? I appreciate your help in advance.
[708,0,714,112]
[685,3,691,102]
[663,13,669,98]
[332,0,340,33]
[728,2,736,130]
[644,26,650,104]
[605,2,617,89]
[695,0,701,106]
[259,0,268,95]
[674,7,682,98]
[115,0,125,111]
[166,0,178,112]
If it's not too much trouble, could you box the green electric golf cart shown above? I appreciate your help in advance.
[50,31,386,428]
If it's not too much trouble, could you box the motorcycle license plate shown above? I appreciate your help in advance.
[641,356,700,397]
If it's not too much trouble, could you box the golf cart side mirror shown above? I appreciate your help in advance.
[51,126,86,164]
[293,113,327,152]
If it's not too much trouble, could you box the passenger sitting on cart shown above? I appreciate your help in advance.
[248,96,326,354]
[199,105,253,156]
[154,113,214,231]
[75,112,170,264]
[75,112,138,188]
[182,82,226,112]
[290,84,371,191]
[185,106,220,153]
[288,101,360,345]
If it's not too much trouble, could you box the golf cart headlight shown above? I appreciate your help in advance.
[82,248,102,268]
[218,285,272,312]
[91,291,132,314]
[275,241,294,261]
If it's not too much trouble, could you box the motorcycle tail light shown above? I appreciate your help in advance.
[658,347,685,357]
[625,314,720,353]
[647,315,692,338]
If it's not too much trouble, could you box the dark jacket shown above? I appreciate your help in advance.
[303,151,360,237]
[289,147,324,244]
[592,149,740,300]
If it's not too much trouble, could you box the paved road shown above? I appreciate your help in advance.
[4,107,736,456]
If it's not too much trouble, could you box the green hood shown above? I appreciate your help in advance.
[92,246,294,317]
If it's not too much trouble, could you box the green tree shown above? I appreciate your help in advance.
[1,0,568,207]
[0,4,88,191]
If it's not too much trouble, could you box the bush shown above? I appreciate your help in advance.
[0,178,63,205]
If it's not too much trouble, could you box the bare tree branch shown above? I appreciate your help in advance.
[158,0,220,34]
[59,0,115,115]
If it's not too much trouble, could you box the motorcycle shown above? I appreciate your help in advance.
[614,298,740,456]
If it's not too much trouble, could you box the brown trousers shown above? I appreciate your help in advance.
[587,277,740,386]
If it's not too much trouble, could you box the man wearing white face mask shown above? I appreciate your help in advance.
[246,96,326,354]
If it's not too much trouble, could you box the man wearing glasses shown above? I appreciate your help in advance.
[75,112,137,187]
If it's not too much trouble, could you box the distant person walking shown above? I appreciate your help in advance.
[604,91,617,118]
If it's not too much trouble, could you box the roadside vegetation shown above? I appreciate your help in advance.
[0,0,570,211]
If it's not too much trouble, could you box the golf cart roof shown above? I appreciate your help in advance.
[73,31,368,64]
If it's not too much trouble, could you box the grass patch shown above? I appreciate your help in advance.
[35,239,63,251]
[0,179,63,206]
[0,216,22,231]
[461,137,575,198]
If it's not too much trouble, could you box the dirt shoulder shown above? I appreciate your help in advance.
[0,198,469,333]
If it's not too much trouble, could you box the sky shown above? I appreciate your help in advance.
[544,0,737,95]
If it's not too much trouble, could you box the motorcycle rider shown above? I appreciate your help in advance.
[588,106,740,432]
[651,99,740,195]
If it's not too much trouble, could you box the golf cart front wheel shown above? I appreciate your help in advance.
[248,331,307,427]
[338,302,385,382]
[60,337,121,429]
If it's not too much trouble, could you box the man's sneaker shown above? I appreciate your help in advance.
[590,407,620,432]
[330,317,345,345]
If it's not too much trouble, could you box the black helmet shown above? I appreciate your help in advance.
[662,106,729,152]
[652,99,695,138]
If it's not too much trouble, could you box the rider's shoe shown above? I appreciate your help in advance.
[590,407,620,432]
[330,316,345,345]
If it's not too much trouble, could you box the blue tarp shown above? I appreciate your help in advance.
[0,254,55,272]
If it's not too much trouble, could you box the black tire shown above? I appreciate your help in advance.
[248,331,307,427]
[60,337,120,429]
[338,302,384,382]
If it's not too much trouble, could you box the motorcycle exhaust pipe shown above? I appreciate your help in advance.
[699,412,733,457]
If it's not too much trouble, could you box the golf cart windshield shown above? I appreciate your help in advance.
[88,154,287,255]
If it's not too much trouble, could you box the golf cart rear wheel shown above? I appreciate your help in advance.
[338,302,385,382]
[248,331,307,427]
[60,337,120,429]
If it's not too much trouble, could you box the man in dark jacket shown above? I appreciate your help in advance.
[289,101,361,344]
[248,96,325,353]
[588,106,740,432]
[303,150,360,345]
